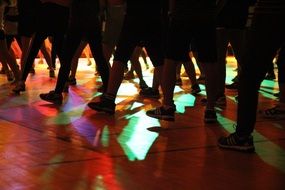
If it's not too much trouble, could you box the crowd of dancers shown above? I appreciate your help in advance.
[0,0,284,152]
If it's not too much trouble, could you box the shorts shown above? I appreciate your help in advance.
[166,18,217,63]
[114,16,164,67]
[102,5,125,48]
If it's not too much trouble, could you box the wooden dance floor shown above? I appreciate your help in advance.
[0,57,284,189]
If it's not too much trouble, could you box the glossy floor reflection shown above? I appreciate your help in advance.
[0,58,284,190]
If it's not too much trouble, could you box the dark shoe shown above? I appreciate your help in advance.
[197,75,205,81]
[139,80,149,90]
[176,78,182,86]
[218,132,255,152]
[139,87,160,98]
[260,106,285,119]
[274,92,280,98]
[39,91,63,105]
[68,76,77,86]
[191,84,201,95]
[225,82,238,90]
[204,109,217,123]
[264,72,276,80]
[146,106,176,121]
[88,95,116,114]
[201,96,226,107]
[0,67,5,74]
[12,81,26,94]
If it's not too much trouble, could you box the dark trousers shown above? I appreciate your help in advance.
[54,19,109,93]
[236,13,285,136]
[277,46,285,83]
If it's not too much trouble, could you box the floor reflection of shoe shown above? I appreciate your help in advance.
[264,72,276,80]
[225,82,238,90]
[176,78,182,86]
[146,106,176,121]
[12,81,26,94]
[218,132,255,152]
[39,91,63,105]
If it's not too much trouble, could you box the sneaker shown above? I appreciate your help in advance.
[87,95,116,114]
[225,82,238,90]
[49,70,55,78]
[204,109,217,123]
[201,96,226,107]
[139,80,149,90]
[260,106,285,119]
[68,76,77,86]
[12,81,26,94]
[39,91,63,105]
[191,84,201,95]
[146,106,176,121]
[139,87,160,98]
[218,132,255,152]
[264,72,276,80]
[176,78,182,86]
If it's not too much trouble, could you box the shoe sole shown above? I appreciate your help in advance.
[146,113,175,121]
[39,96,62,105]
[87,102,115,115]
[218,144,255,153]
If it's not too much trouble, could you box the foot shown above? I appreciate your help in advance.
[146,106,176,121]
[68,76,77,86]
[260,105,285,119]
[39,91,63,105]
[204,109,217,123]
[218,132,255,153]
[88,95,116,114]
[139,87,160,99]
[139,80,149,90]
